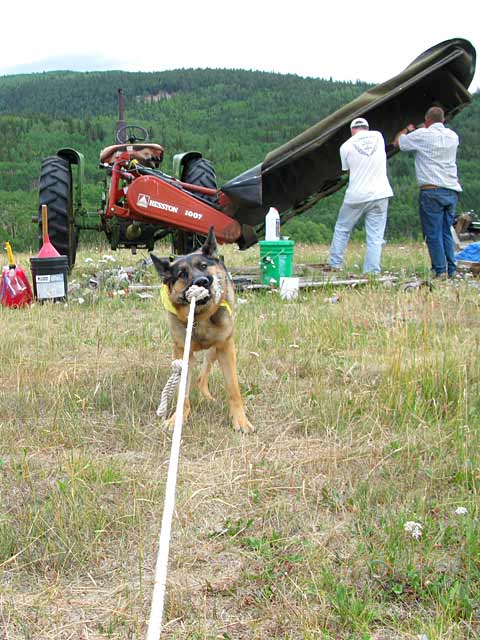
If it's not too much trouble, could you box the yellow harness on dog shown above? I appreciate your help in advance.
[161,284,232,317]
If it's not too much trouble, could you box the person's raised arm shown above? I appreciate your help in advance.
[393,123,416,148]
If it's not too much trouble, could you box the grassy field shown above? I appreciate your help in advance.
[1,242,479,639]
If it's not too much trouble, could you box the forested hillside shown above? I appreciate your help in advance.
[0,68,478,250]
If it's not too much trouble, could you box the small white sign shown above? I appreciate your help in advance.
[36,273,66,299]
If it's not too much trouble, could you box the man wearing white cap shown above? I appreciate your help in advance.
[329,117,393,273]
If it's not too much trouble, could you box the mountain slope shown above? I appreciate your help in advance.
[0,68,477,249]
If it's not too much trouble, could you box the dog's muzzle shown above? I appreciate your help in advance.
[193,275,213,289]
[184,275,213,305]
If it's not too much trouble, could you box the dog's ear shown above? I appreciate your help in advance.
[150,253,172,280]
[201,226,219,260]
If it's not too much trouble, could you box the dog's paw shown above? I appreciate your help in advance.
[199,388,216,402]
[163,415,175,432]
[233,418,255,434]
[164,406,190,430]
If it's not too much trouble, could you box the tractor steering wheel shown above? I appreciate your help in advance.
[116,124,149,144]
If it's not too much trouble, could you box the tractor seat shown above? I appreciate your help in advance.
[100,143,164,168]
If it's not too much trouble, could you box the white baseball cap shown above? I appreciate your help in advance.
[350,117,369,129]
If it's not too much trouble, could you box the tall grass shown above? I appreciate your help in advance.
[1,242,479,639]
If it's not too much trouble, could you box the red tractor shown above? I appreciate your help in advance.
[38,39,475,270]
[37,123,252,270]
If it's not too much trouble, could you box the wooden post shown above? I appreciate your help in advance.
[41,204,48,245]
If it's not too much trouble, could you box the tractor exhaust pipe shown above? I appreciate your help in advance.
[115,88,127,143]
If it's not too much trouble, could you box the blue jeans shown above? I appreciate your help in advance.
[419,188,458,276]
[329,198,389,273]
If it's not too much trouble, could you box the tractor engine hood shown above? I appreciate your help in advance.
[221,37,476,229]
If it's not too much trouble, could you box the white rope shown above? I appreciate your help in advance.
[155,286,210,420]
[185,284,210,303]
[156,360,182,419]
[146,285,208,640]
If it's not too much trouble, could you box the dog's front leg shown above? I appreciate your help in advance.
[197,346,217,401]
[166,346,193,429]
[216,338,255,433]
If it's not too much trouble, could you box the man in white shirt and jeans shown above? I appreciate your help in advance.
[394,106,461,278]
[329,117,393,274]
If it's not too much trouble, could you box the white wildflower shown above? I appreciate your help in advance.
[454,506,468,516]
[77,297,85,305]
[404,521,423,540]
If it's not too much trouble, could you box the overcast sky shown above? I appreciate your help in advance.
[0,1,478,92]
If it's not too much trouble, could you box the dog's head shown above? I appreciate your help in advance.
[151,227,225,313]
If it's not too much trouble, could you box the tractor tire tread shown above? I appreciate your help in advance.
[38,156,77,269]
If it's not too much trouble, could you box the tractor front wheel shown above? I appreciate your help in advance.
[38,156,77,270]
[171,157,218,255]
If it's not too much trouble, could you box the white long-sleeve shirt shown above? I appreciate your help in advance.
[398,123,462,192]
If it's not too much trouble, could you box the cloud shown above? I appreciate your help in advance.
[0,53,129,75]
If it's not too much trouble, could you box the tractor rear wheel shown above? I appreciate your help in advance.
[181,157,217,202]
[172,157,217,255]
[38,156,77,270]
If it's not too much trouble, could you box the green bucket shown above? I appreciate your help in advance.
[259,239,294,285]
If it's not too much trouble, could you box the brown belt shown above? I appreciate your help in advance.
[420,184,440,190]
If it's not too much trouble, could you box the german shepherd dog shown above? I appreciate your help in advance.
[151,228,254,433]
